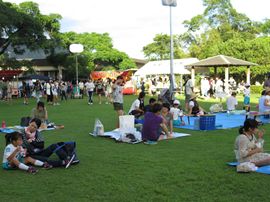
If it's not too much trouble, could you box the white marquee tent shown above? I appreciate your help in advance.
[134,58,199,77]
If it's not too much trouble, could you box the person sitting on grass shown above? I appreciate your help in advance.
[161,103,173,137]
[188,93,205,116]
[226,92,238,111]
[170,100,185,126]
[144,98,156,112]
[263,89,270,113]
[128,92,145,118]
[142,103,172,144]
[31,101,64,129]
[258,90,266,113]
[31,101,48,125]
[3,132,52,174]
[21,118,75,168]
[234,119,270,167]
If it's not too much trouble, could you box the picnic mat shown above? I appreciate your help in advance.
[227,162,270,175]
[90,129,191,144]
[0,128,16,133]
[174,113,270,130]
[13,125,56,132]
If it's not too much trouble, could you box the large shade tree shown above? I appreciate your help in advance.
[181,0,270,83]
[0,1,62,55]
[143,34,186,60]
[48,32,136,80]
[0,0,62,69]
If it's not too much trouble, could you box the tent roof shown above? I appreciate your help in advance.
[0,70,23,78]
[186,55,258,67]
[134,58,198,76]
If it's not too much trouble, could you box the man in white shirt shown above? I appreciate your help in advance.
[226,92,238,111]
[85,79,95,104]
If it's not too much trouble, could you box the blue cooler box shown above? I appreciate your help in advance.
[199,115,216,130]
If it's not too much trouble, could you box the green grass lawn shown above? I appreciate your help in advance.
[0,94,270,201]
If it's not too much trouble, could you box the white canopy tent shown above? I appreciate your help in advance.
[134,58,199,77]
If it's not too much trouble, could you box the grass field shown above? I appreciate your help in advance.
[0,94,270,201]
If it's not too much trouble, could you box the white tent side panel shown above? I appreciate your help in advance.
[134,58,199,77]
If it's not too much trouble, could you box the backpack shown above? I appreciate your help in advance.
[53,142,79,164]
[20,116,31,127]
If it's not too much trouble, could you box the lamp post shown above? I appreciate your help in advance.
[69,44,84,94]
[162,0,177,96]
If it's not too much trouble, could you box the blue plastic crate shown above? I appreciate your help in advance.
[199,115,216,130]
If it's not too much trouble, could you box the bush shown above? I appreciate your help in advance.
[250,85,263,94]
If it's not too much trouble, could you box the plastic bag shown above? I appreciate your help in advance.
[209,104,223,113]
[92,119,104,136]
[237,162,257,172]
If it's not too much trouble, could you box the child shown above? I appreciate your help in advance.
[243,83,250,111]
[226,92,238,111]
[2,132,52,174]
[170,100,185,126]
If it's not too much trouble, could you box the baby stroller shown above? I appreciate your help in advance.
[158,88,174,105]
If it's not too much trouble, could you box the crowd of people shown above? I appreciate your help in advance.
[3,73,270,174]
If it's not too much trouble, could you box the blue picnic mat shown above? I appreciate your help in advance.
[227,162,270,175]
[0,128,16,133]
[175,113,270,130]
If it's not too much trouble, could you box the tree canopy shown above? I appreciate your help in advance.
[143,0,270,83]
[0,0,136,80]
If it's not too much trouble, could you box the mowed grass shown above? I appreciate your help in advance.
[0,94,270,201]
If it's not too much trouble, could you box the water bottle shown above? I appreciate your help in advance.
[2,120,6,128]
[256,139,264,149]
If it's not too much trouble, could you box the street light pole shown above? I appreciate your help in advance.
[69,44,84,95]
[75,54,78,86]
[169,5,174,93]
[162,0,177,96]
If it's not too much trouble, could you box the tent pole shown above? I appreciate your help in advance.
[246,66,250,84]
[225,67,229,94]
[191,67,195,88]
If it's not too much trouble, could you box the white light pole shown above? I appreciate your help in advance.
[162,0,177,96]
[69,44,84,94]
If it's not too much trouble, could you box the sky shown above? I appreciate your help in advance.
[4,0,270,59]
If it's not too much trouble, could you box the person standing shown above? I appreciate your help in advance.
[243,84,251,111]
[22,81,30,105]
[79,80,85,98]
[33,80,42,103]
[60,82,67,101]
[85,79,95,105]
[46,81,53,105]
[105,78,113,104]
[112,76,124,126]
[6,81,12,102]
[96,79,105,104]
[184,76,194,111]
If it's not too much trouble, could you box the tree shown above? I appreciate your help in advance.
[0,1,62,55]
[143,34,186,60]
[48,32,136,80]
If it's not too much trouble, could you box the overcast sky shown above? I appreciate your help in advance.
[4,0,270,59]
